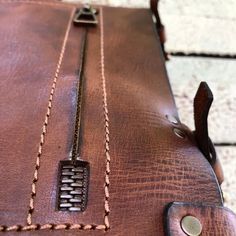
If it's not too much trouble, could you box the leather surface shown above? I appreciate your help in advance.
[165,202,236,236]
[0,1,224,235]
[0,0,73,225]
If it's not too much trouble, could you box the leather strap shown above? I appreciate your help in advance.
[150,0,167,58]
[194,82,224,184]
[150,0,162,30]
[194,82,213,162]
[165,202,236,236]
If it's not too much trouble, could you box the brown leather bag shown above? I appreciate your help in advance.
[0,0,235,235]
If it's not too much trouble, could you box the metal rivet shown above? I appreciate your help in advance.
[181,215,202,236]
[166,115,179,124]
[173,128,186,139]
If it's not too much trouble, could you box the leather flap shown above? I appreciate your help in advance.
[165,202,236,236]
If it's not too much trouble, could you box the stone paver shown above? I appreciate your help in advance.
[65,0,236,17]
[163,15,236,55]
[159,0,236,19]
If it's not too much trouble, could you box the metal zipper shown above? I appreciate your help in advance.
[56,5,98,212]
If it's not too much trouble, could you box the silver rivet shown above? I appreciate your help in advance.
[173,128,186,139]
[166,115,179,124]
[181,215,202,236]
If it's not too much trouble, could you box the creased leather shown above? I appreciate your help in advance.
[0,1,224,235]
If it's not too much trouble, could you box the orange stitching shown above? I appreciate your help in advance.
[0,7,111,233]
[100,7,111,230]
[26,8,76,225]
[0,224,106,232]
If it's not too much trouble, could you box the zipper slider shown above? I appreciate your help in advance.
[73,4,98,27]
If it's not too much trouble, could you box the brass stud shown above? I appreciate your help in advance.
[181,215,202,236]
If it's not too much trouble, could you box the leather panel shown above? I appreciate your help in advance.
[0,2,224,235]
[102,7,223,235]
[0,2,72,226]
[33,10,106,225]
[165,202,236,236]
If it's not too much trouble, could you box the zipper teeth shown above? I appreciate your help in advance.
[72,29,88,161]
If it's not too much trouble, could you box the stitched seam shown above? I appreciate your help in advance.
[100,7,111,230]
[26,8,75,225]
[0,7,111,233]
[0,224,106,232]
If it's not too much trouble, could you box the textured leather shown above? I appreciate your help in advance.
[0,1,225,235]
[165,202,236,236]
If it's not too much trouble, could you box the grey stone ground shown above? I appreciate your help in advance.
[65,0,236,212]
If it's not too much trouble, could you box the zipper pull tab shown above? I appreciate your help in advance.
[73,4,98,27]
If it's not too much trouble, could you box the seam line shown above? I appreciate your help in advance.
[100,7,111,230]
[0,224,106,232]
[26,8,75,225]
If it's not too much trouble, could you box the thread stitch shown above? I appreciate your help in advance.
[0,7,111,233]
[26,8,75,225]
[100,7,111,230]
[0,224,106,232]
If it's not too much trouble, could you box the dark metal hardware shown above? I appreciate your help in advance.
[57,28,90,212]
[73,4,98,26]
[57,161,89,212]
